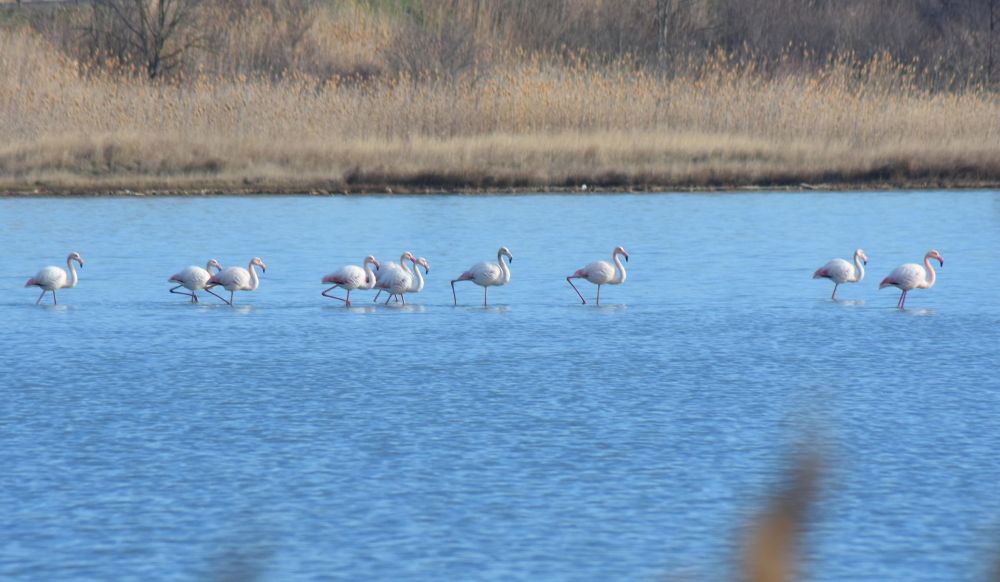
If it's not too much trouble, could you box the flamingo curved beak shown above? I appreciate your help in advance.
[938,258,944,267]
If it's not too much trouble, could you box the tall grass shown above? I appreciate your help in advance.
[2,21,1000,193]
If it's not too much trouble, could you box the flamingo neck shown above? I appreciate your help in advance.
[65,257,78,289]
[853,253,865,283]
[498,252,511,284]
[363,259,378,289]
[205,261,219,274]
[410,263,425,292]
[922,256,937,289]
[612,252,627,284]
[247,261,260,291]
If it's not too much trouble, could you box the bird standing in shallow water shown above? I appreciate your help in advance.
[812,249,867,300]
[566,246,629,305]
[208,257,267,306]
[25,252,84,305]
[322,255,380,306]
[168,259,225,303]
[879,249,943,309]
[451,247,513,307]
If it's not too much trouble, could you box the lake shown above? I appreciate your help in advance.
[1,191,999,580]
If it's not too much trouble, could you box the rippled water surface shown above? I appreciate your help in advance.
[2,191,999,580]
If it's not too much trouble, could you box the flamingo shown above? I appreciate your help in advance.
[25,251,84,305]
[168,259,225,303]
[879,249,944,309]
[374,252,417,305]
[372,252,413,303]
[566,246,629,305]
[451,246,513,307]
[207,257,267,305]
[322,255,380,306]
[812,249,867,300]
[374,257,429,304]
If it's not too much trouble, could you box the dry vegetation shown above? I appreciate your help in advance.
[2,0,1000,194]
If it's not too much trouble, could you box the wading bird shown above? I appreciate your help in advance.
[168,259,224,303]
[25,251,84,305]
[451,247,513,307]
[374,252,417,304]
[208,257,267,305]
[566,246,629,305]
[322,255,380,306]
[812,249,867,300]
[879,249,943,309]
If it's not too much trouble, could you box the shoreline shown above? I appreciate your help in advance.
[2,180,999,197]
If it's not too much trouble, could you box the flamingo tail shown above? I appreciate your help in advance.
[24,278,36,287]
[879,277,893,289]
[812,268,828,279]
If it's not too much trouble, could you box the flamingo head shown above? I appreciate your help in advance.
[855,249,868,265]
[68,251,84,268]
[926,249,943,267]
[364,255,380,270]
[417,257,430,274]
[499,246,513,263]
[251,257,267,272]
[614,246,629,262]
[207,259,222,271]
[401,251,416,265]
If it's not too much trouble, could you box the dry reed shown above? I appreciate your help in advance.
[2,22,1000,194]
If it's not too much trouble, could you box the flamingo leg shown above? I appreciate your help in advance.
[373,289,382,302]
[451,280,459,305]
[596,285,601,305]
[52,290,57,305]
[831,283,839,300]
[203,286,227,303]
[400,294,406,305]
[35,289,45,305]
[567,277,587,304]
[385,293,393,305]
[899,290,908,309]
[483,286,488,307]
[345,289,352,307]
[169,284,197,302]
[228,291,235,306]
[322,285,348,302]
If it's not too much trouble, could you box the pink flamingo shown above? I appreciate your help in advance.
[322,255,380,306]
[812,249,867,300]
[451,247,513,306]
[879,249,944,309]
[168,259,225,303]
[374,252,417,305]
[207,257,267,305]
[25,251,84,305]
[375,257,429,304]
[567,246,629,305]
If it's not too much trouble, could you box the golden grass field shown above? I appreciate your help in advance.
[2,16,1000,194]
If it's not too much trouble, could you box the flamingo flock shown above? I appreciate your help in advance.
[23,245,947,310]
[812,248,944,307]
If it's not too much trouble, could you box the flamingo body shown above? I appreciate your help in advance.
[879,250,943,309]
[567,246,628,305]
[812,249,866,300]
[452,247,513,306]
[25,252,83,305]
[168,259,223,303]
[322,256,379,306]
[372,252,416,304]
[208,257,267,305]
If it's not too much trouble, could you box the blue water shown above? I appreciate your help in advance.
[1,191,999,580]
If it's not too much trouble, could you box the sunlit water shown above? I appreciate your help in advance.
[1,192,999,580]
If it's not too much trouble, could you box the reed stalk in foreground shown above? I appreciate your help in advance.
[2,29,999,193]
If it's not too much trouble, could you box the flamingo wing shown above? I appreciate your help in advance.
[881,263,924,290]
[471,262,503,286]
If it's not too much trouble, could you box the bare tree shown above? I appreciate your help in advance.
[88,0,206,79]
